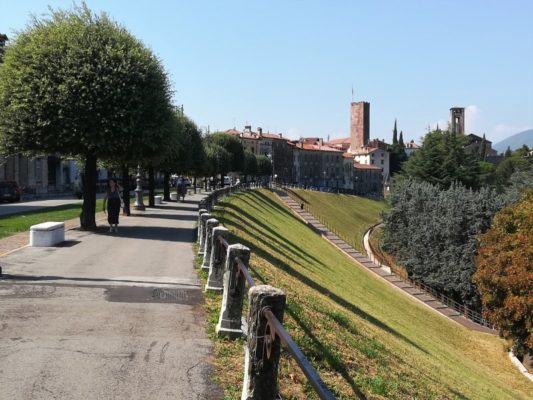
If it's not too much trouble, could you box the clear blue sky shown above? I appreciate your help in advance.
[2,0,532,144]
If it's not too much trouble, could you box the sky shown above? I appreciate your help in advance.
[2,0,532,145]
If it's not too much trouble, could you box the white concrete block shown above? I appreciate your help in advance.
[170,193,178,201]
[30,221,65,247]
[154,195,163,204]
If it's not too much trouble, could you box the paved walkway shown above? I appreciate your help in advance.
[275,190,496,336]
[0,195,222,400]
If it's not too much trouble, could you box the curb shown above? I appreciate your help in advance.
[509,351,533,382]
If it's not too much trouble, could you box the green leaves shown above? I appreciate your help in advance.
[0,3,173,162]
[401,130,480,189]
[382,179,510,308]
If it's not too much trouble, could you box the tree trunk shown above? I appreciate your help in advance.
[193,176,197,194]
[163,171,171,201]
[80,154,97,230]
[148,165,155,207]
[121,165,131,216]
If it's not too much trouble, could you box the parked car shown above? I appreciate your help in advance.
[0,181,21,202]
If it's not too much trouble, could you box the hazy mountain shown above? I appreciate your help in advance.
[493,129,533,153]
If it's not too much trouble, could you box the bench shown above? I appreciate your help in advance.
[170,193,178,201]
[154,195,163,204]
[30,222,65,247]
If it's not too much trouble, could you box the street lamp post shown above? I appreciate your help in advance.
[134,164,145,211]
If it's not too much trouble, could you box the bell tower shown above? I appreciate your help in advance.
[350,101,370,151]
[450,107,465,135]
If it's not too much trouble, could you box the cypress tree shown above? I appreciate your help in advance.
[392,119,398,145]
[479,134,487,161]
[399,131,405,148]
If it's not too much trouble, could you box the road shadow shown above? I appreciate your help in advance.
[129,213,198,222]
[0,273,200,288]
[96,226,193,242]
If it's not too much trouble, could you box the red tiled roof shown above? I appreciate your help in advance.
[224,129,241,135]
[342,152,354,159]
[353,162,382,170]
[327,137,350,145]
[294,142,343,153]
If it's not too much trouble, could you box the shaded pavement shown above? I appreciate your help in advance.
[0,194,223,400]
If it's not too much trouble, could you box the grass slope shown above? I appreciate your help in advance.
[208,189,532,399]
[0,199,104,239]
[288,189,386,253]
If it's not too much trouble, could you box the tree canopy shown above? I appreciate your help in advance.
[0,4,173,228]
[382,179,510,308]
[401,130,480,189]
[473,189,533,358]
[204,133,245,173]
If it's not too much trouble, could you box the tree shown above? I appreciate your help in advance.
[0,4,172,229]
[399,131,405,148]
[479,134,487,161]
[204,142,230,186]
[243,150,258,180]
[256,155,272,177]
[204,133,244,185]
[392,119,398,145]
[382,179,510,308]
[505,146,513,157]
[473,190,533,358]
[402,130,480,189]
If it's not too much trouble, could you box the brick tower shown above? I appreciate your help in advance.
[350,101,370,151]
[450,107,465,135]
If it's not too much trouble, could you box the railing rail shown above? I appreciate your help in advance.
[199,183,337,399]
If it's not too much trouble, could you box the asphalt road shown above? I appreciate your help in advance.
[0,195,222,400]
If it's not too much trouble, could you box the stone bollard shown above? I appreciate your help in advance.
[242,285,286,400]
[197,209,208,242]
[198,200,207,211]
[198,213,212,255]
[202,218,219,270]
[216,244,250,338]
[205,226,229,292]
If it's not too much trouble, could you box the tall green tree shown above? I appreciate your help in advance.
[392,119,398,145]
[479,134,487,161]
[256,155,272,177]
[402,130,480,189]
[204,133,244,185]
[399,131,405,148]
[243,150,258,181]
[0,4,172,229]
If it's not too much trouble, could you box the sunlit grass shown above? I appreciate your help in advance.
[206,189,531,399]
[0,199,105,238]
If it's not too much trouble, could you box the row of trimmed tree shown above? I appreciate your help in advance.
[0,4,272,230]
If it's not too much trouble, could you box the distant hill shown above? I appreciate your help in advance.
[493,129,533,153]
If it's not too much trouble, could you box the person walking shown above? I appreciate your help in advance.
[103,178,123,233]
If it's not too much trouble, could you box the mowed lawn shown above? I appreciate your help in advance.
[210,189,532,399]
[288,189,386,253]
[0,199,104,239]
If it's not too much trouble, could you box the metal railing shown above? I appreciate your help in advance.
[199,184,337,399]
[365,225,494,329]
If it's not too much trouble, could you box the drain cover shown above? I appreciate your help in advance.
[105,286,203,305]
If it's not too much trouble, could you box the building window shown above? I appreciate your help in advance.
[371,160,374,165]
[381,160,384,165]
